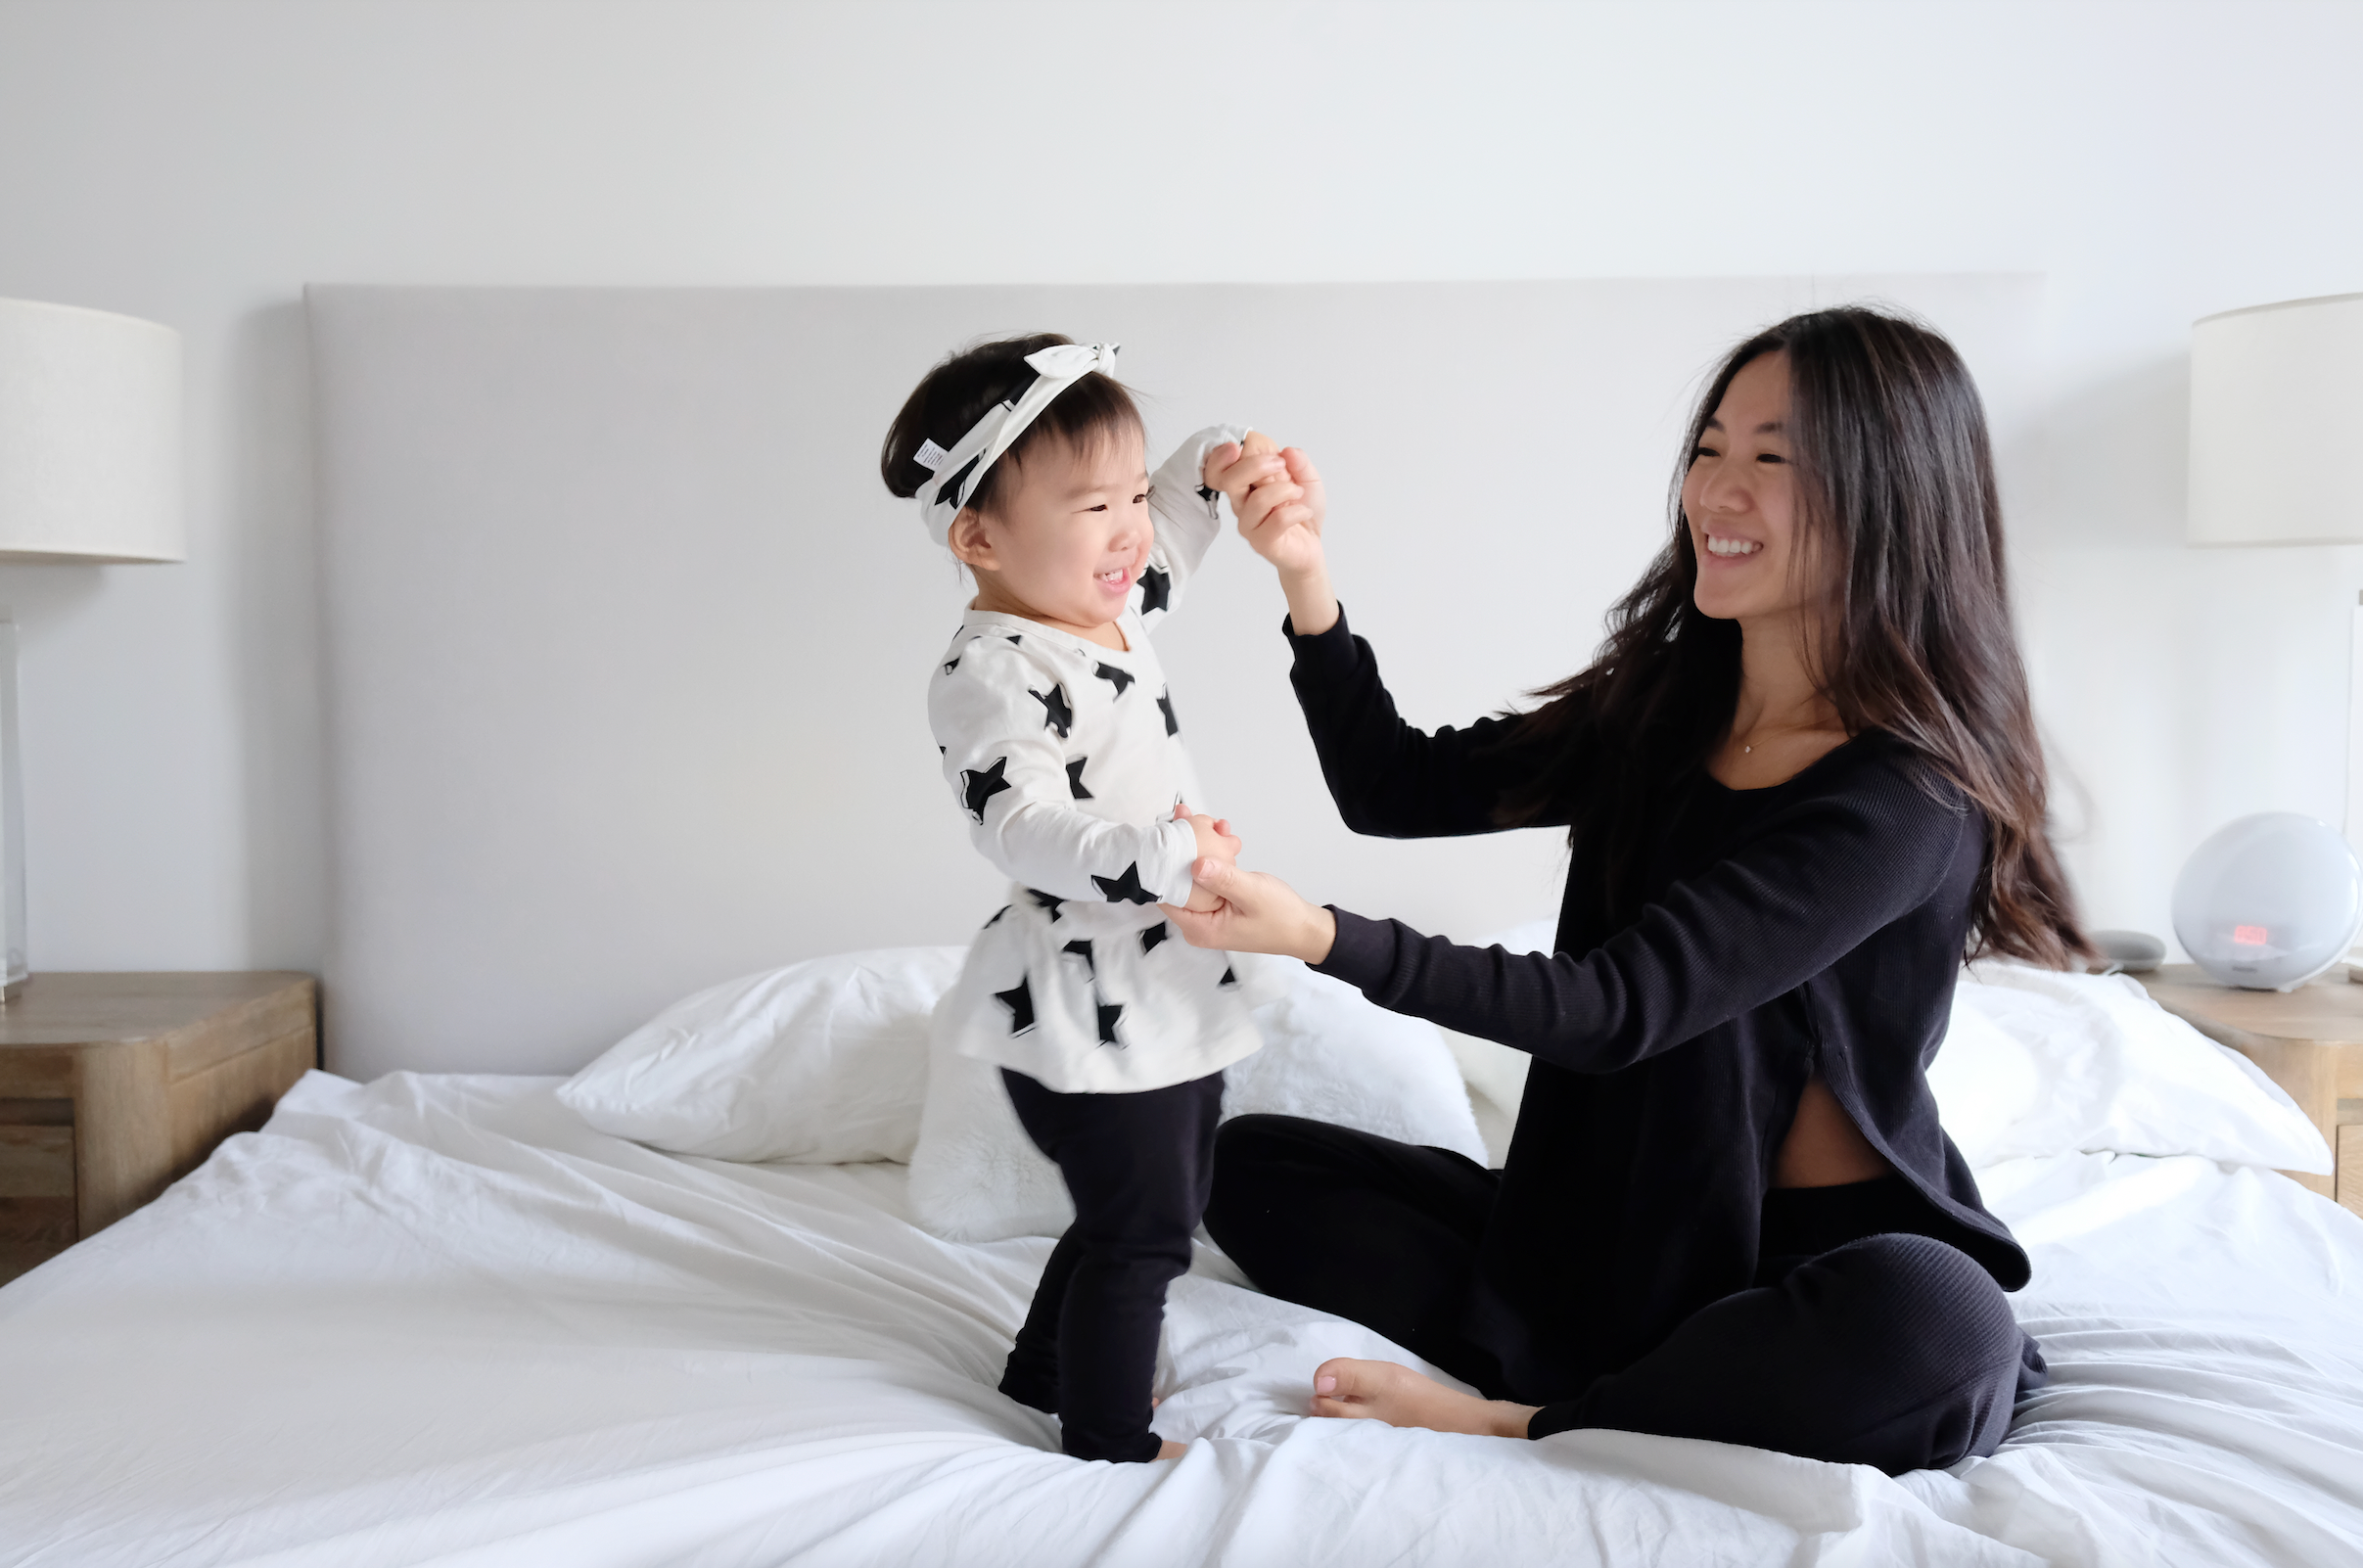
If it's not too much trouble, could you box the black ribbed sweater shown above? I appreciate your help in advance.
[1289,609,2031,1404]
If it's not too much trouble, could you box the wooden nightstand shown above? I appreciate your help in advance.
[0,973,317,1284]
[2135,964,2363,1218]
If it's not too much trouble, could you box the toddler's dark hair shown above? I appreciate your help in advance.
[880,333,1143,517]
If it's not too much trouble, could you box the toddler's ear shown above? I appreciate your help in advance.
[946,507,996,570]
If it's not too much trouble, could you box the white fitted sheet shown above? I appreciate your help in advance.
[3,1072,2358,1567]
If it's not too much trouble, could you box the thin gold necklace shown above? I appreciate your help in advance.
[1737,717,1812,756]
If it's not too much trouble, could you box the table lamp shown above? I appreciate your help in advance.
[0,298,184,994]
[2190,290,2363,799]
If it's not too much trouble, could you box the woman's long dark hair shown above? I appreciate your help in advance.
[1503,306,2090,968]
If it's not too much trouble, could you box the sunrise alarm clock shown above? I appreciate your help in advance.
[2171,811,2363,991]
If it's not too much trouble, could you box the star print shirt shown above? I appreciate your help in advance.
[926,424,1262,1094]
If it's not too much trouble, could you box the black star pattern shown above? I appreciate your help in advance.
[984,905,1010,928]
[1092,861,1157,905]
[996,975,1036,1035]
[1156,688,1180,736]
[1138,921,1169,955]
[1096,996,1126,1047]
[1026,887,1066,920]
[1065,757,1093,800]
[1196,482,1220,517]
[1220,966,1239,988]
[1137,563,1173,616]
[1092,661,1135,698]
[937,745,946,755]
[1031,683,1073,739]
[1005,633,1023,645]
[935,456,978,512]
[1061,939,1095,975]
[960,758,1012,823]
[942,654,960,675]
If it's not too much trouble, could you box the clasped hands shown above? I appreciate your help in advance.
[1153,435,1340,967]
[1163,802,1335,965]
[1203,430,1326,578]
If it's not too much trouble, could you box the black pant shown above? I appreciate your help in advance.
[1203,1114,2039,1475]
[997,1067,1225,1463]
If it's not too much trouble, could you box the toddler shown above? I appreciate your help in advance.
[881,335,1289,1462]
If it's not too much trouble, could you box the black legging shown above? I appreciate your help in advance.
[997,1067,1226,1463]
[1204,1114,2040,1475]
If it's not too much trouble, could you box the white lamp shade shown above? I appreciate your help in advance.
[0,298,183,563]
[2188,291,2363,548]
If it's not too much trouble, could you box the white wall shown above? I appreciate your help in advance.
[0,0,2358,980]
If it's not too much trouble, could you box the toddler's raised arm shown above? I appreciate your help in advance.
[1135,425,1248,630]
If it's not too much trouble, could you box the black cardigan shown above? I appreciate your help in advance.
[1288,609,2031,1405]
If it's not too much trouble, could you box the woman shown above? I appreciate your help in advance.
[1169,307,2087,1475]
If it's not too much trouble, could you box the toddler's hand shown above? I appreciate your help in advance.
[1174,802,1242,913]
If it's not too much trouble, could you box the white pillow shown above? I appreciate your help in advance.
[558,946,965,1163]
[1931,960,2332,1173]
[907,957,1489,1242]
[1226,966,1491,1151]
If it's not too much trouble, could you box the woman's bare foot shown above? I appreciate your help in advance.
[1309,1359,1538,1439]
[1156,1439,1185,1460]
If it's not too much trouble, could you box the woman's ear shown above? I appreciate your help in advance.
[947,507,996,574]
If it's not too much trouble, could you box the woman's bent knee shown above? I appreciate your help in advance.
[1208,1116,1338,1224]
[1213,1113,1328,1170]
[1820,1234,2020,1358]
[1807,1233,2029,1467]
[1205,1116,1310,1260]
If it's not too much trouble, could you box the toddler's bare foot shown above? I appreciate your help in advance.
[1156,1439,1185,1460]
[1308,1359,1538,1439]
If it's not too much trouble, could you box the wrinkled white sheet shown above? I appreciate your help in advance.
[3,1072,2358,1567]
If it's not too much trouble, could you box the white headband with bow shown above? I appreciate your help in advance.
[911,342,1121,547]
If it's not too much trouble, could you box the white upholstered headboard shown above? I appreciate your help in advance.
[307,278,2040,1079]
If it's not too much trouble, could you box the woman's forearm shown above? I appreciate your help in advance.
[1279,563,1340,637]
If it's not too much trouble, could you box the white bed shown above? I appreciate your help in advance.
[2,1064,2358,1567]
[8,282,2359,1566]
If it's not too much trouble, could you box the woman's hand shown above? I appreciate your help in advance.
[1232,447,1326,577]
[1203,440,1338,635]
[1160,857,1337,964]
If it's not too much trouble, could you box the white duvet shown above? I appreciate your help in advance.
[3,1071,2359,1567]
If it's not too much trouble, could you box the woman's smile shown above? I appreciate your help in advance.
[1701,530,1763,559]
